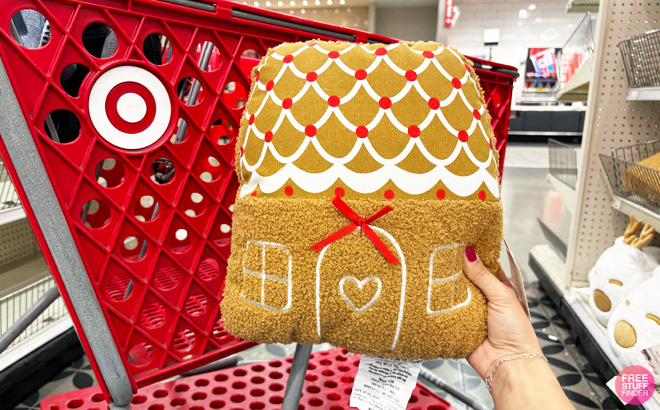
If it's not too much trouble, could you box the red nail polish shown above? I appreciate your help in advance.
[466,246,477,262]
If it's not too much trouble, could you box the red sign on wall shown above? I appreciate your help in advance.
[444,0,454,28]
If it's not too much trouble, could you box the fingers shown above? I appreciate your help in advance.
[463,246,511,301]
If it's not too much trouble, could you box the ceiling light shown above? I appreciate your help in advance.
[302,0,308,4]
[528,4,536,10]
[315,0,320,4]
[278,0,283,5]
[266,1,271,5]
[340,0,345,3]
[301,8,306,13]
[327,0,332,4]
[290,0,295,5]
[253,1,259,5]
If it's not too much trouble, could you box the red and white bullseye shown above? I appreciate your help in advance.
[89,65,172,150]
[116,93,147,123]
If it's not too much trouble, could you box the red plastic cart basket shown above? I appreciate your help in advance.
[40,348,457,410]
[0,0,516,408]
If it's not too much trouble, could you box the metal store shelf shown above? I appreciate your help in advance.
[557,58,594,102]
[627,87,660,101]
[547,173,577,214]
[530,248,660,410]
[610,195,660,231]
[566,0,599,13]
[0,207,25,226]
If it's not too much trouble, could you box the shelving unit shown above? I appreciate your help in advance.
[556,57,594,101]
[627,87,660,101]
[531,1,660,409]
[610,195,660,231]
[566,0,600,13]
[546,173,577,214]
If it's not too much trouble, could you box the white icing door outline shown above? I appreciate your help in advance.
[315,225,406,351]
[427,243,472,315]
[240,240,292,312]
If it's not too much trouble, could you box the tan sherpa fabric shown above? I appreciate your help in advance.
[221,40,504,360]
[222,197,502,360]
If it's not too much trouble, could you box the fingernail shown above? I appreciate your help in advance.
[466,246,477,262]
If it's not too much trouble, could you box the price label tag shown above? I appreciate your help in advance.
[349,356,422,410]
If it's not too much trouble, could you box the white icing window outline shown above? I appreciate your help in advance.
[427,243,472,315]
[315,225,406,352]
[240,240,292,312]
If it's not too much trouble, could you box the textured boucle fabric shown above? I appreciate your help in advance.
[221,40,504,360]
[221,197,502,360]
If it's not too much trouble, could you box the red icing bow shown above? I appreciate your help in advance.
[310,196,399,264]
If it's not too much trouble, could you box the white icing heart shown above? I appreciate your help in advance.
[339,275,382,313]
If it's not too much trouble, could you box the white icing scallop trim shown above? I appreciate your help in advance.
[240,42,498,199]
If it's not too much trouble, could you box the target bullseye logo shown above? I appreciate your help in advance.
[89,65,172,150]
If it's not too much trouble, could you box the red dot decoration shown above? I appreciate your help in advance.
[356,126,369,139]
[283,54,294,63]
[248,114,255,125]
[428,98,440,110]
[436,189,445,199]
[355,69,367,80]
[452,78,462,89]
[384,189,395,199]
[282,98,293,109]
[284,186,293,196]
[328,96,340,107]
[473,109,481,120]
[408,125,420,138]
[335,187,345,197]
[305,124,317,137]
[478,190,486,201]
[375,47,387,56]
[264,131,273,143]
[306,72,318,82]
[240,146,244,157]
[405,70,417,81]
[266,80,274,91]
[458,130,469,143]
[379,97,392,109]
[251,191,257,197]
[423,51,434,59]
[328,50,340,59]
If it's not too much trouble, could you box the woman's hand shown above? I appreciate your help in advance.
[463,245,543,379]
[462,246,575,409]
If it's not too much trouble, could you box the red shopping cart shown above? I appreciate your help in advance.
[0,1,516,409]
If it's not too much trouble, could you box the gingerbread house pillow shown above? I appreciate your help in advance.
[221,41,503,360]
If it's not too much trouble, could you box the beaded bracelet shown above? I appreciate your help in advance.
[485,354,547,393]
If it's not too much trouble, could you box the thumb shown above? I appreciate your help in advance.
[463,246,509,301]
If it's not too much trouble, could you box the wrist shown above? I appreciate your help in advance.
[490,356,549,394]
[486,354,547,394]
[490,357,573,410]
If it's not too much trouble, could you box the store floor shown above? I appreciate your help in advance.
[16,144,617,410]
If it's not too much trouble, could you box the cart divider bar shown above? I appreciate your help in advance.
[0,59,133,408]
[154,0,216,12]
[231,8,359,42]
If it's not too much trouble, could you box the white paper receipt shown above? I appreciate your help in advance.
[349,355,423,410]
